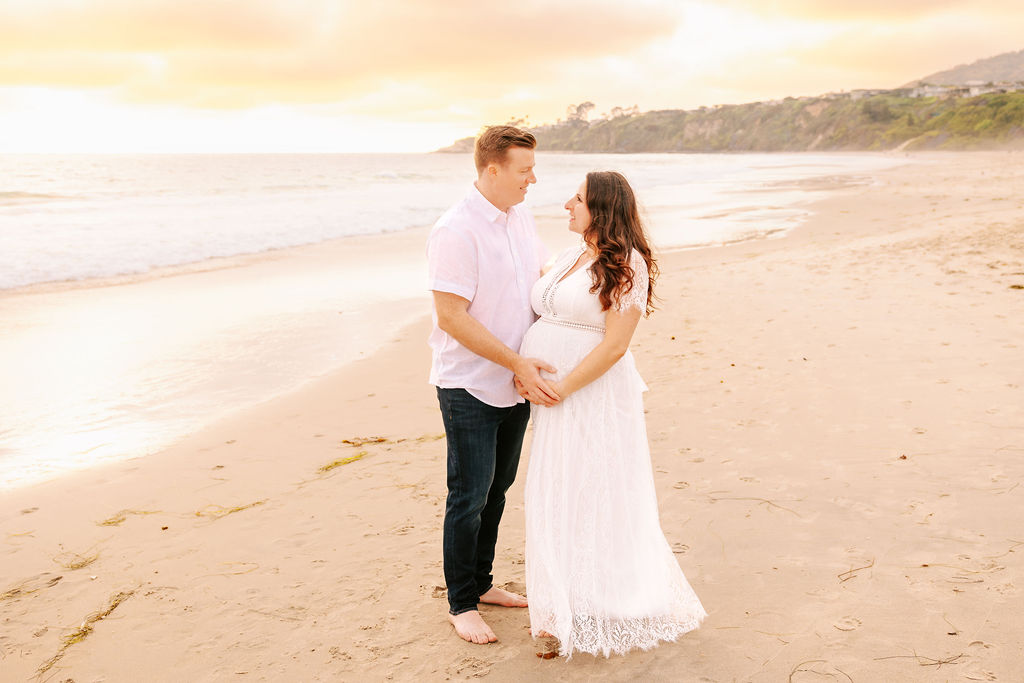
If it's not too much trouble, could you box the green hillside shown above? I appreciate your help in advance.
[521,92,1024,153]
[439,92,1024,154]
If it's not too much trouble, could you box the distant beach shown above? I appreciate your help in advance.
[0,152,906,489]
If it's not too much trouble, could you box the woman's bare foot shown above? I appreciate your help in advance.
[448,610,498,644]
[479,586,528,607]
[531,629,556,638]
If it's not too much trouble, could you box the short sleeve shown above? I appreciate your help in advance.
[427,224,477,301]
[613,250,649,313]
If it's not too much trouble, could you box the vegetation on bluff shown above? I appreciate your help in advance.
[528,92,1024,153]
[439,92,1024,153]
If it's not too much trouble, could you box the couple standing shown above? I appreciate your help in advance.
[427,126,706,658]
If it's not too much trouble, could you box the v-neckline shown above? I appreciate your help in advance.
[555,247,592,285]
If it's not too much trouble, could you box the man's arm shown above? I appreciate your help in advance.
[433,291,560,406]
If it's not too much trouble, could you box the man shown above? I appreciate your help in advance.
[427,125,559,644]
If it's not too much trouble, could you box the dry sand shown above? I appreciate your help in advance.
[2,152,1023,681]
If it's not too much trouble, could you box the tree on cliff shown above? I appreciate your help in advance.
[566,102,595,123]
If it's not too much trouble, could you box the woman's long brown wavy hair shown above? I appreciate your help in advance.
[583,171,658,316]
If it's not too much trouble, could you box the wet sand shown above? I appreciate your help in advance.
[2,152,1023,681]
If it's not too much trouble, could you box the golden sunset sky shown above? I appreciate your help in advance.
[1,0,1021,152]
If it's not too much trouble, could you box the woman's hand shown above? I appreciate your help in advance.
[546,381,568,403]
[515,377,568,405]
[513,357,560,406]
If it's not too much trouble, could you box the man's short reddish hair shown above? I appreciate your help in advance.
[474,125,537,174]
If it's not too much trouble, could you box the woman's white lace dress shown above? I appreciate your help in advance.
[519,245,706,658]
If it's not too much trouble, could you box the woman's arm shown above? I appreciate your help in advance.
[546,250,649,399]
[549,305,643,398]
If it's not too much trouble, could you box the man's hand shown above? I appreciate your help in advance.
[515,375,567,406]
[513,357,560,406]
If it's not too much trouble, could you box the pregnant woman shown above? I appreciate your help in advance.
[518,171,706,658]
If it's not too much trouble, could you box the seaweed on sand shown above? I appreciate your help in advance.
[194,500,266,519]
[318,451,367,473]
[37,589,136,676]
[97,509,159,527]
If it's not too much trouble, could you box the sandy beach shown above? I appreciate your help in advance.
[2,152,1023,681]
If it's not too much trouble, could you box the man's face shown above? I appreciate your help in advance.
[491,146,536,209]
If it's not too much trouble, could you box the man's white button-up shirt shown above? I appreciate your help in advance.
[427,184,548,407]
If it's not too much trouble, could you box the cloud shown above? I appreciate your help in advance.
[0,0,680,109]
[0,52,152,88]
[762,11,1024,89]
[565,2,1024,110]
[716,0,1018,21]
[0,0,316,52]
[4,0,1023,152]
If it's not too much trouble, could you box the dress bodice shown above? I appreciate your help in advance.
[530,246,606,331]
[529,245,649,332]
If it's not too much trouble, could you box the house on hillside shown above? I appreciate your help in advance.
[963,80,1024,96]
[908,84,969,98]
[850,89,889,100]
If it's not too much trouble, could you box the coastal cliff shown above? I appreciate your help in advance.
[439,91,1024,153]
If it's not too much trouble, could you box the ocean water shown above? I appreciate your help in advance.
[0,152,907,489]
[0,152,906,291]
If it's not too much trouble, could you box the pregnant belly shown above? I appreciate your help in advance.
[520,318,604,382]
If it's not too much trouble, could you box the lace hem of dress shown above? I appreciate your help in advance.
[533,611,705,659]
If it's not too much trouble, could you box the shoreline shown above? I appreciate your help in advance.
[0,153,904,491]
[1,150,906,298]
[0,222,436,490]
[0,223,436,299]
[2,151,1023,680]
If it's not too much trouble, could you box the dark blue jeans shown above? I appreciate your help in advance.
[436,387,530,615]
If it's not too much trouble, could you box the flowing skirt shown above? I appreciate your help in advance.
[520,319,706,658]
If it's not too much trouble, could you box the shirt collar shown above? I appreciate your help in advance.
[469,183,511,226]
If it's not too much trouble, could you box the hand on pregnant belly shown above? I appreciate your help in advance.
[513,356,561,406]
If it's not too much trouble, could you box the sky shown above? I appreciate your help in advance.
[1,0,1022,153]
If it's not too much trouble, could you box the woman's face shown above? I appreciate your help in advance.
[564,180,591,236]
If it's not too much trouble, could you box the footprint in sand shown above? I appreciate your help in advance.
[904,499,924,514]
[988,581,1018,596]
[672,543,690,555]
[803,587,841,604]
[447,657,491,678]
[962,641,998,681]
[832,497,881,518]
[833,616,862,631]
[327,646,352,662]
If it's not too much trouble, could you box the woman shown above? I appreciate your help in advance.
[518,171,705,658]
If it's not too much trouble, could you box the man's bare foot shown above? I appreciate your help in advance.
[479,586,528,608]
[448,610,498,644]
